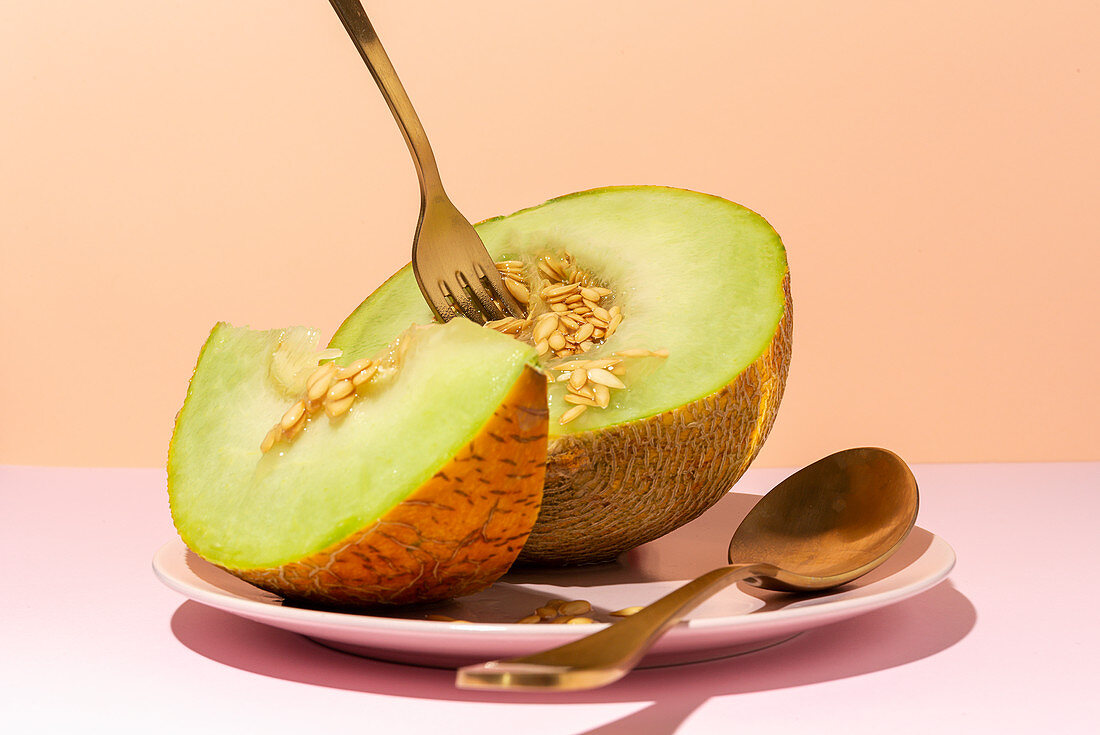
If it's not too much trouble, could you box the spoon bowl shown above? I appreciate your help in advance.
[457,447,919,691]
[728,447,918,591]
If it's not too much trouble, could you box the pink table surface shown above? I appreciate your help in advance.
[2,461,1097,734]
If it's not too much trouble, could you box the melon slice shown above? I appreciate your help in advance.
[167,318,548,606]
[331,186,792,565]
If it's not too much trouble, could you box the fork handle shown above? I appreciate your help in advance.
[328,0,445,196]
[456,563,776,691]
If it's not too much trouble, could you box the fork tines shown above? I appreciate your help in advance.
[431,265,524,324]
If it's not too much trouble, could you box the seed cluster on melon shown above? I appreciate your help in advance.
[260,358,380,453]
[484,252,670,427]
[487,252,625,360]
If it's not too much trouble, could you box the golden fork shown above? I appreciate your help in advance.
[327,0,524,323]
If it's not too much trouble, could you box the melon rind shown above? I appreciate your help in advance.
[331,186,792,564]
[522,275,790,563]
[168,319,549,597]
[233,365,548,606]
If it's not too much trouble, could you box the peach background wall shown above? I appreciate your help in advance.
[3,1,1097,468]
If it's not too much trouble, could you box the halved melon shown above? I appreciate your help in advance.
[331,186,792,565]
[167,319,548,606]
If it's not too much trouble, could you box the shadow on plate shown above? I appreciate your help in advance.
[171,579,973,706]
[182,491,936,625]
[169,488,975,735]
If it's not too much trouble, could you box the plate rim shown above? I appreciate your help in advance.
[153,529,956,637]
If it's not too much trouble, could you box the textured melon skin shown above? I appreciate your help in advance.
[331,186,792,566]
[520,276,791,565]
[229,366,548,606]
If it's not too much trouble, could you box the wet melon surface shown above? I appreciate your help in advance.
[168,319,548,603]
[332,186,787,434]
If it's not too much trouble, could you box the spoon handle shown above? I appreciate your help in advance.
[327,0,444,195]
[456,562,775,691]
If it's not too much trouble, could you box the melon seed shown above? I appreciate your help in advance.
[306,360,336,388]
[260,426,281,454]
[335,358,372,381]
[279,401,306,431]
[326,379,354,402]
[504,278,530,305]
[324,394,355,418]
[533,315,558,343]
[538,261,560,280]
[541,256,567,280]
[545,283,580,298]
[587,368,626,390]
[351,363,379,386]
[559,599,592,616]
[560,404,587,424]
[307,371,335,402]
[573,383,597,400]
[283,418,306,441]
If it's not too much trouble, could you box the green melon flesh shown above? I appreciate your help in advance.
[168,319,537,570]
[330,186,788,431]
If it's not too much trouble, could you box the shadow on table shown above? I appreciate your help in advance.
[170,576,974,733]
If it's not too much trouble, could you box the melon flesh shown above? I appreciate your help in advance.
[168,318,541,572]
[331,186,787,432]
[330,186,792,564]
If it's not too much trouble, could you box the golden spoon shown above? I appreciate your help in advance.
[456,447,919,691]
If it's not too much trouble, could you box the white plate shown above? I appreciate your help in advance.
[153,491,955,669]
